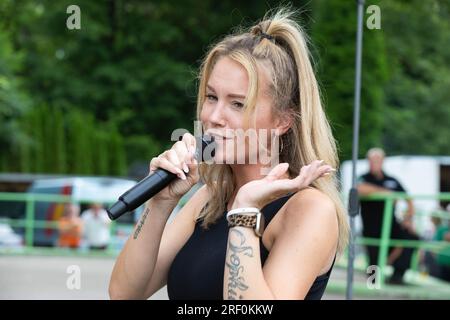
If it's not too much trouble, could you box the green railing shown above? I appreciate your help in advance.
[357,192,450,287]
[1,191,450,298]
[0,192,133,253]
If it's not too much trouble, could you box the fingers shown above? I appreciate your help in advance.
[319,162,336,177]
[149,133,198,180]
[309,160,335,178]
[175,133,198,175]
[180,133,196,164]
[265,160,334,186]
[149,154,186,180]
[291,160,335,189]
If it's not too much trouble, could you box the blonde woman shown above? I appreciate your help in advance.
[109,8,349,300]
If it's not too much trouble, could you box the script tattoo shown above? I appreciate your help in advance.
[226,228,254,299]
[133,207,150,239]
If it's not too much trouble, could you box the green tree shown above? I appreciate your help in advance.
[311,0,388,160]
[380,0,450,155]
[0,9,29,171]
[2,0,308,174]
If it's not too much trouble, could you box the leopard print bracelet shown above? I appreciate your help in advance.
[227,214,257,228]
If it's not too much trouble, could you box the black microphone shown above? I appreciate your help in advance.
[107,135,216,220]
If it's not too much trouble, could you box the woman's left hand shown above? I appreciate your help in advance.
[232,160,334,210]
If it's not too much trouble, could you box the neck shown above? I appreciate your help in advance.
[226,163,263,210]
[231,163,265,188]
[372,170,384,179]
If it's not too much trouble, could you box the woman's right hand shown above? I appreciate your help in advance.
[149,133,199,203]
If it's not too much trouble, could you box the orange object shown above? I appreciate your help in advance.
[58,217,83,248]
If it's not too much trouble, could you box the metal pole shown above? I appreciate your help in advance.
[346,0,365,300]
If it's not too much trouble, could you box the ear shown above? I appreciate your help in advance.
[274,112,293,136]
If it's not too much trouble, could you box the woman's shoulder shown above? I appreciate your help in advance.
[287,187,335,208]
[266,188,336,238]
[281,187,337,227]
[264,187,338,275]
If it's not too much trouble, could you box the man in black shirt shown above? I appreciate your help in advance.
[357,148,419,285]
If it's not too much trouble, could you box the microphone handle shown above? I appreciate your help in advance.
[107,169,176,220]
[107,134,215,220]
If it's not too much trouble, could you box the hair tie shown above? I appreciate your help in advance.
[260,32,275,42]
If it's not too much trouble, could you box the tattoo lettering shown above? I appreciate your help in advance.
[226,228,254,300]
[133,207,150,239]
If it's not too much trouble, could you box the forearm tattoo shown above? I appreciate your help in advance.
[133,207,150,239]
[226,228,254,300]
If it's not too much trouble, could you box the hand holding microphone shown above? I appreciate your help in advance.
[107,133,215,220]
[149,133,200,203]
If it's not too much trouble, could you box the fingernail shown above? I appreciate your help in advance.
[318,160,324,163]
[177,170,186,180]
[183,163,189,173]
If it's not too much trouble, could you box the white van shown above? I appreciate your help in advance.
[25,177,139,247]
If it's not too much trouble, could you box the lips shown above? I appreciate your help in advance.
[205,130,233,140]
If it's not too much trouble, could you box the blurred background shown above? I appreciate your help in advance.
[0,0,449,299]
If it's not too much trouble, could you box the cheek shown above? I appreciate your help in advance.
[199,104,208,121]
[253,119,275,142]
[199,104,213,128]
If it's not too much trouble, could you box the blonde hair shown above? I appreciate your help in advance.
[195,8,349,254]
[367,147,385,159]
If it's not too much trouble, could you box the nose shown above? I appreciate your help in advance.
[206,101,226,127]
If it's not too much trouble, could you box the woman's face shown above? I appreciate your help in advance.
[200,56,281,165]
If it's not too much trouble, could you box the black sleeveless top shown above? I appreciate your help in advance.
[167,192,335,300]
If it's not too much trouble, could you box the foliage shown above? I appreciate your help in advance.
[0,0,448,177]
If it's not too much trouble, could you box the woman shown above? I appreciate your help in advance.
[109,8,349,300]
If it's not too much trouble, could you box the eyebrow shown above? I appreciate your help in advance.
[206,84,246,99]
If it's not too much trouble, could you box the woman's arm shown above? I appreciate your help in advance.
[109,185,208,300]
[109,198,178,299]
[223,188,338,300]
[109,132,203,299]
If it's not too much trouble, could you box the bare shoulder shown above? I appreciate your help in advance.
[282,187,338,231]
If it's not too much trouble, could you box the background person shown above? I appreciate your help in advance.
[357,148,420,285]
[81,203,111,250]
[58,203,83,249]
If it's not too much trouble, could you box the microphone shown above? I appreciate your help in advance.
[107,135,215,220]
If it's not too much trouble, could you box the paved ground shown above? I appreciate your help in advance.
[4,255,447,300]
[0,255,351,300]
[0,255,168,300]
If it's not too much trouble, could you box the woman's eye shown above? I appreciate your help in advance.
[232,101,244,108]
[205,94,217,101]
